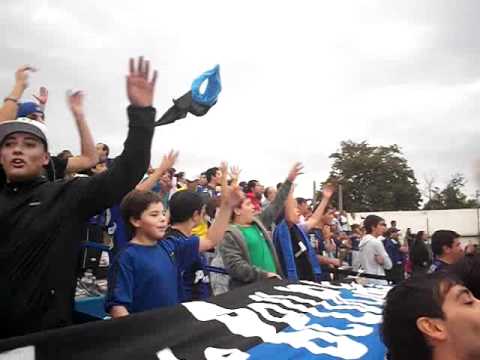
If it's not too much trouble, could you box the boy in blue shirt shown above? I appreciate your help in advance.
[106,167,242,318]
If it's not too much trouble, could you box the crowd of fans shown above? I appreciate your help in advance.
[1,60,480,360]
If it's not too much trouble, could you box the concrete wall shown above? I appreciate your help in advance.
[351,208,480,237]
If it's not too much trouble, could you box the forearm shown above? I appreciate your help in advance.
[201,204,232,251]
[65,112,99,173]
[136,171,161,192]
[306,197,330,231]
[76,106,155,216]
[75,112,97,163]
[0,84,24,122]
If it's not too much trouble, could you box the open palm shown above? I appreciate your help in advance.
[127,57,157,107]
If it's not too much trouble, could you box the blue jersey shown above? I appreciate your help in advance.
[105,237,199,314]
[164,228,211,301]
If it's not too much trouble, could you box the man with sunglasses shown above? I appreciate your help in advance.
[358,214,392,284]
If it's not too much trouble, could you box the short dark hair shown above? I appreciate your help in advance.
[363,215,384,234]
[431,230,460,257]
[206,167,219,183]
[120,190,162,235]
[296,197,307,206]
[276,182,283,190]
[169,190,204,224]
[247,180,258,192]
[450,254,480,299]
[381,273,461,360]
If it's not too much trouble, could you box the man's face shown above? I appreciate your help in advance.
[234,198,255,224]
[372,220,387,237]
[213,170,222,185]
[199,174,208,187]
[444,238,464,263]
[439,285,480,358]
[0,133,49,182]
[254,183,263,196]
[298,202,309,216]
[96,143,108,161]
[160,172,173,190]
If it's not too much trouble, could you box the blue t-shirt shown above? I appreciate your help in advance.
[105,237,199,314]
[164,228,211,302]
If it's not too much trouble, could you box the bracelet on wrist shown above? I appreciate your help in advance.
[4,97,18,104]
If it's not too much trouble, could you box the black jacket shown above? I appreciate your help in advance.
[410,239,431,271]
[0,106,155,339]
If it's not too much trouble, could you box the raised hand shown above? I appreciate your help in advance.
[229,165,241,186]
[158,150,179,174]
[220,161,244,209]
[15,65,36,90]
[287,162,304,182]
[322,183,336,199]
[33,86,49,106]
[127,56,158,107]
[66,90,85,116]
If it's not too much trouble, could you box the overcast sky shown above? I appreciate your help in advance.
[1,0,479,200]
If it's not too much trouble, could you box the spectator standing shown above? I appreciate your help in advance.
[410,231,432,275]
[429,230,464,273]
[358,215,392,284]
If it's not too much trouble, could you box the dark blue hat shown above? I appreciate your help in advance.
[16,102,44,118]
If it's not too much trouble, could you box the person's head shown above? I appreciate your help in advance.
[96,142,109,162]
[120,190,167,240]
[168,190,205,227]
[91,161,108,174]
[199,173,208,187]
[391,220,397,228]
[159,169,174,190]
[175,172,185,183]
[451,254,480,300]
[57,149,73,161]
[276,182,283,191]
[351,223,362,235]
[431,230,463,264]
[232,198,255,225]
[206,167,221,186]
[363,215,386,237]
[264,186,277,202]
[186,178,199,192]
[416,231,427,243]
[247,180,263,196]
[0,119,49,182]
[296,197,310,217]
[382,273,480,360]
[17,102,44,122]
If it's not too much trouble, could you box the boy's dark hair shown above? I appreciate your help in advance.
[296,197,307,206]
[247,180,258,192]
[381,273,461,360]
[450,254,480,299]
[169,190,204,224]
[431,230,460,257]
[276,182,283,190]
[206,167,219,183]
[98,142,110,156]
[363,215,384,234]
[120,190,162,235]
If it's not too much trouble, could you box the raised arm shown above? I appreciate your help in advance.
[74,57,158,218]
[136,150,178,192]
[258,162,303,226]
[303,183,335,232]
[199,162,244,252]
[64,91,99,174]
[0,66,35,122]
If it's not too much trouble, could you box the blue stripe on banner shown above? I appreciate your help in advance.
[246,282,387,359]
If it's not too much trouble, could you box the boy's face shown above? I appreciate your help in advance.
[132,202,167,240]
[421,285,480,358]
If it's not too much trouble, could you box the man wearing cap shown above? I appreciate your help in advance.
[0,56,157,338]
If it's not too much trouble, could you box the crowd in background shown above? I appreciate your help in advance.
[1,61,480,360]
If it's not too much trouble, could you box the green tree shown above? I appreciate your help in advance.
[424,173,478,210]
[325,141,421,212]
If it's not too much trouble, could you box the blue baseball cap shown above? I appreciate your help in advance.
[16,102,44,118]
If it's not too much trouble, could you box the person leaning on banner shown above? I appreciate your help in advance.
[219,163,302,289]
[0,56,157,339]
